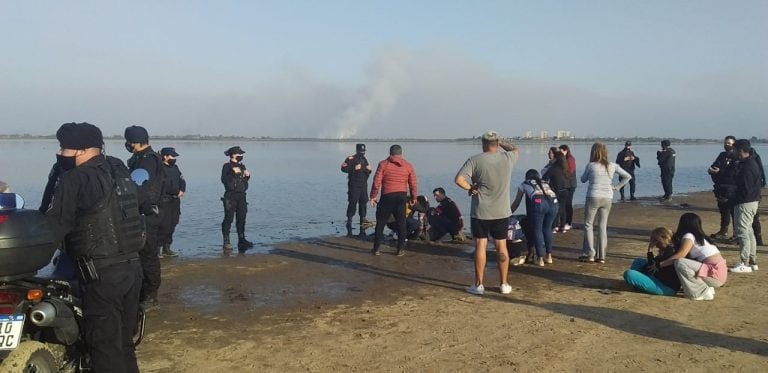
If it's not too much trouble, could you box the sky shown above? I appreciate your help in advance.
[1,1,766,139]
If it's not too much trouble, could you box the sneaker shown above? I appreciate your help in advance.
[512,256,526,266]
[466,284,485,295]
[752,264,759,271]
[596,258,606,264]
[371,248,381,256]
[140,298,160,312]
[537,257,545,267]
[552,228,560,234]
[396,248,405,257]
[563,224,572,232]
[693,286,715,301]
[500,283,512,294]
[162,246,179,257]
[729,263,753,273]
[545,254,553,264]
[578,255,595,263]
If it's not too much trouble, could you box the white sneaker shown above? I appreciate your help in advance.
[563,224,572,231]
[511,256,526,266]
[729,263,753,273]
[693,286,715,301]
[751,264,759,271]
[500,283,512,294]
[466,284,485,295]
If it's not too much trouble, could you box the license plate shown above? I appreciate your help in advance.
[0,315,24,350]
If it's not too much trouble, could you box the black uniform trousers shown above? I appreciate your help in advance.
[346,184,368,221]
[373,192,407,250]
[619,170,636,199]
[222,192,247,236]
[82,259,142,373]
[716,198,735,233]
[660,171,674,198]
[158,198,181,246]
[564,187,576,225]
[140,214,161,301]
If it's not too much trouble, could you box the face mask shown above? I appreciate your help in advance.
[56,154,77,171]
[124,142,134,153]
[166,159,177,166]
[235,155,243,162]
[724,145,733,152]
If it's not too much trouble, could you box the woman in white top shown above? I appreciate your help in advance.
[579,142,632,263]
[655,213,727,300]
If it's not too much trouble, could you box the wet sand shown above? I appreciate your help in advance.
[137,190,768,372]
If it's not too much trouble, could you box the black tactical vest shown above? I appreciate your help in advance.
[65,160,145,259]
[129,150,165,205]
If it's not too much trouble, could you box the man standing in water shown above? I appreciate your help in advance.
[341,143,373,237]
[455,131,518,295]
[657,139,676,202]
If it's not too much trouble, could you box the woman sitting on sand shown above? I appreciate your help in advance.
[623,227,681,296]
[510,169,558,266]
[656,213,728,301]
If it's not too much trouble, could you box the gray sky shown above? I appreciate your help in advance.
[1,1,766,139]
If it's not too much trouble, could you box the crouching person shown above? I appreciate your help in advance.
[623,227,680,296]
[656,213,727,301]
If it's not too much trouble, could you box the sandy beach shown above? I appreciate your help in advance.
[136,190,768,372]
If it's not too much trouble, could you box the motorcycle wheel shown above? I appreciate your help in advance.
[0,341,58,373]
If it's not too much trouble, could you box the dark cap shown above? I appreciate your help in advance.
[225,146,246,156]
[356,143,366,153]
[661,139,671,147]
[625,141,632,146]
[124,125,149,144]
[56,122,103,150]
[161,147,179,157]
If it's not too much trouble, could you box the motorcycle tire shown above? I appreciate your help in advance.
[0,341,59,373]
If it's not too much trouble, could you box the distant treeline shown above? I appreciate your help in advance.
[0,133,764,144]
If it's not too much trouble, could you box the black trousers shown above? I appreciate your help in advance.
[564,187,575,225]
[716,198,735,233]
[660,171,674,198]
[754,210,763,245]
[82,260,142,373]
[158,198,180,246]
[139,214,161,301]
[373,193,407,250]
[346,185,368,220]
[222,192,247,236]
[553,190,568,228]
[619,170,636,199]
[427,214,460,241]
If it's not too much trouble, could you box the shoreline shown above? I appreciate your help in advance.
[135,189,768,372]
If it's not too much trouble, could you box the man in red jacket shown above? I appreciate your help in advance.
[369,144,418,256]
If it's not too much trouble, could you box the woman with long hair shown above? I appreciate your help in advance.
[558,144,577,230]
[656,213,727,300]
[510,169,559,266]
[543,150,571,233]
[579,142,631,263]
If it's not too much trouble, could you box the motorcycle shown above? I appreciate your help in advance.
[0,193,146,372]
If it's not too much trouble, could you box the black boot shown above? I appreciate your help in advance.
[345,219,354,237]
[222,233,233,253]
[238,233,254,251]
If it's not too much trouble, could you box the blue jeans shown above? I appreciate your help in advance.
[529,198,557,257]
[623,258,676,296]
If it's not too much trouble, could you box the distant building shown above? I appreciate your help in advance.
[525,131,533,139]
[540,130,549,139]
[556,130,571,139]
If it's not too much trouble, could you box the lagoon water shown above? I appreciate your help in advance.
[2,140,764,258]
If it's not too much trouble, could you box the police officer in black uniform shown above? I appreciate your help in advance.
[158,147,185,258]
[708,136,738,239]
[45,122,143,373]
[124,125,165,310]
[656,139,676,201]
[340,143,372,237]
[616,141,640,201]
[221,146,254,253]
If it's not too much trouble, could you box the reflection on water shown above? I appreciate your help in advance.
[2,139,764,259]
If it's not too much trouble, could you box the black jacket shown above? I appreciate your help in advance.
[341,153,371,187]
[162,163,186,198]
[616,148,640,172]
[735,156,763,204]
[222,161,250,194]
[657,148,676,174]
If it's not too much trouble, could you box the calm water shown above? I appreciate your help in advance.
[2,140,764,258]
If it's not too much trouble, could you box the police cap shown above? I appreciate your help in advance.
[161,147,179,157]
[124,125,149,144]
[56,122,104,150]
[224,146,246,156]
[356,143,366,153]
